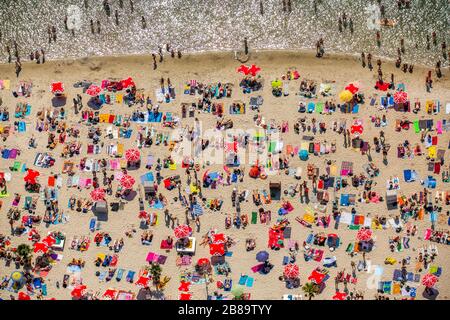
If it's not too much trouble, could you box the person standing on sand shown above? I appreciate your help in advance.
[97,21,101,34]
[48,26,52,44]
[6,45,11,63]
[35,50,40,64]
[259,0,264,15]
[103,0,111,17]
[90,20,94,34]
[376,31,381,48]
[177,50,182,59]
[141,16,147,29]
[361,52,366,68]
[367,53,372,71]
[41,49,45,64]
[115,10,119,26]
[244,37,249,55]
[52,26,57,42]
[15,59,22,78]
[435,61,442,78]
[338,17,342,33]
[130,0,134,13]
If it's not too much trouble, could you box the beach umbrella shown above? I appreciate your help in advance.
[237,65,250,75]
[174,224,192,239]
[422,274,438,288]
[90,188,106,201]
[11,272,23,283]
[284,264,299,279]
[339,90,353,102]
[271,79,282,89]
[24,169,40,184]
[179,293,192,300]
[125,148,140,162]
[356,228,373,241]
[256,250,269,262]
[211,233,226,244]
[135,276,150,288]
[345,83,359,94]
[51,82,64,94]
[42,235,56,247]
[18,292,31,300]
[209,243,225,256]
[333,291,347,300]
[33,242,48,254]
[178,281,191,292]
[197,258,210,267]
[86,84,101,96]
[248,64,261,76]
[138,211,148,219]
[71,285,87,298]
[102,289,117,300]
[119,174,135,189]
[231,285,244,298]
[121,77,135,88]
[394,91,408,104]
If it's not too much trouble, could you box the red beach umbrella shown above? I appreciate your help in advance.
[284,264,299,279]
[345,83,359,94]
[394,91,408,104]
[308,269,326,284]
[18,292,31,300]
[135,276,150,287]
[248,64,261,76]
[24,169,40,184]
[90,188,106,201]
[197,258,210,266]
[422,274,438,288]
[33,242,48,253]
[237,65,250,75]
[119,175,135,189]
[125,148,140,162]
[179,293,192,300]
[102,289,117,300]
[86,84,101,96]
[178,281,191,292]
[174,225,192,239]
[51,82,64,94]
[42,235,56,247]
[211,233,226,244]
[356,228,373,241]
[121,77,135,88]
[71,285,87,298]
[333,291,347,300]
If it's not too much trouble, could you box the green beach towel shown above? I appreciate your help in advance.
[316,102,324,114]
[413,120,420,133]
[251,212,257,224]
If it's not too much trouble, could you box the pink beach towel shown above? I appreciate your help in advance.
[436,121,443,134]
[424,229,432,241]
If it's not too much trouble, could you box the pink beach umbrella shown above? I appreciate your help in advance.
[284,264,300,279]
[119,175,135,189]
[356,228,373,241]
[86,84,102,96]
[174,224,192,239]
[394,91,408,104]
[51,82,64,94]
[90,188,106,201]
[125,148,141,162]
[422,274,438,288]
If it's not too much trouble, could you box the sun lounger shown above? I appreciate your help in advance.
[239,275,248,285]
[126,270,136,283]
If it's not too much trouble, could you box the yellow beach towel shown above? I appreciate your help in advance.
[428,146,436,159]
[169,163,177,170]
[330,164,338,176]
[116,93,123,104]
[4,80,10,90]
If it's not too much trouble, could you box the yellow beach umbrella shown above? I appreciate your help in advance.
[271,79,282,89]
[339,89,353,102]
[11,271,23,282]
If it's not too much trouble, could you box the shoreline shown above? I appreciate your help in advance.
[1,49,448,70]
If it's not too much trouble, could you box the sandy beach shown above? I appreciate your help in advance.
[0,50,449,300]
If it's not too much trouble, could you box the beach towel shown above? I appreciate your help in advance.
[251,264,264,273]
[251,211,257,224]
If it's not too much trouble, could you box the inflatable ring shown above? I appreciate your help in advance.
[260,173,267,180]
